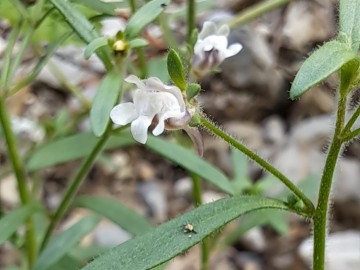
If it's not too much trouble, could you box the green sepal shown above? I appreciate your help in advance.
[186,83,201,101]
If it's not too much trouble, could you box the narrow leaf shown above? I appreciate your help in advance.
[145,136,233,194]
[90,68,124,137]
[84,37,108,59]
[34,216,100,270]
[71,0,125,15]
[81,196,291,270]
[27,131,135,171]
[0,204,40,245]
[128,38,149,49]
[50,0,112,70]
[339,0,360,51]
[290,40,357,99]
[167,49,186,91]
[124,0,170,40]
[74,196,153,235]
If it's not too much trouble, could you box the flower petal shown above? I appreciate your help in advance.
[225,43,243,58]
[199,21,217,39]
[131,115,152,144]
[110,102,138,125]
[125,75,146,90]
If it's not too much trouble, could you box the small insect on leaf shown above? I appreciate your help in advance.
[183,223,197,234]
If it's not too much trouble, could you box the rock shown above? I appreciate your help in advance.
[224,121,264,150]
[299,231,360,270]
[262,116,286,146]
[233,251,263,270]
[93,221,132,247]
[137,182,167,222]
[174,177,193,197]
[202,191,224,204]
[137,161,156,181]
[281,0,336,51]
[333,158,360,201]
[11,116,45,144]
[242,228,266,252]
[0,174,20,206]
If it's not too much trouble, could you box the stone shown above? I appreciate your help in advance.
[93,221,132,247]
[299,231,360,270]
[137,181,167,222]
[243,227,266,252]
[0,174,20,206]
[174,177,193,197]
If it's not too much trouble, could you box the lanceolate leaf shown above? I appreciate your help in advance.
[50,0,112,70]
[81,196,291,270]
[34,216,100,270]
[90,67,124,137]
[124,0,170,40]
[74,196,153,236]
[290,40,357,99]
[145,136,233,194]
[27,131,135,171]
[84,37,108,59]
[0,204,41,245]
[339,0,360,51]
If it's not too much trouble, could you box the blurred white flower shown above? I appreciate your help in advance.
[110,75,190,144]
[192,21,243,77]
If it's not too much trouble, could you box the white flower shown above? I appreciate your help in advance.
[110,75,190,144]
[192,21,243,77]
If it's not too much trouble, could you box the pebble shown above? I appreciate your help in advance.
[0,174,20,206]
[93,221,132,247]
[299,231,360,270]
[137,182,167,222]
[174,177,193,197]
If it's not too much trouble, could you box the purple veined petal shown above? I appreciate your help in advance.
[217,24,230,37]
[199,21,217,39]
[110,102,138,125]
[131,115,153,144]
[225,43,243,58]
[152,110,185,136]
[125,75,146,90]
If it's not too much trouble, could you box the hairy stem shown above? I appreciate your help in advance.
[342,105,360,134]
[200,115,315,215]
[187,0,196,43]
[313,90,347,270]
[191,174,209,270]
[40,128,111,250]
[0,98,37,267]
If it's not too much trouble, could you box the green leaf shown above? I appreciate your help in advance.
[50,0,112,70]
[27,131,135,171]
[34,216,100,270]
[124,0,170,40]
[167,49,186,91]
[71,0,125,15]
[74,196,153,235]
[339,0,360,51]
[84,36,108,59]
[128,38,149,49]
[90,68,124,137]
[10,32,72,93]
[145,136,233,194]
[81,196,291,270]
[50,255,81,270]
[290,40,357,99]
[0,204,41,245]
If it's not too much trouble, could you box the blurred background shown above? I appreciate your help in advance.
[0,0,359,269]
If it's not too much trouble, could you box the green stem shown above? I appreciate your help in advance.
[200,115,315,215]
[342,105,360,134]
[228,0,291,28]
[40,127,111,250]
[187,0,196,43]
[0,98,37,267]
[313,91,347,270]
[190,174,209,270]
[128,0,136,12]
[341,127,360,142]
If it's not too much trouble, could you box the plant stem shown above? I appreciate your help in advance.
[342,105,360,134]
[40,127,111,250]
[190,173,209,270]
[341,127,360,141]
[187,0,196,43]
[313,91,347,270]
[228,0,291,28]
[0,98,37,267]
[200,115,315,215]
